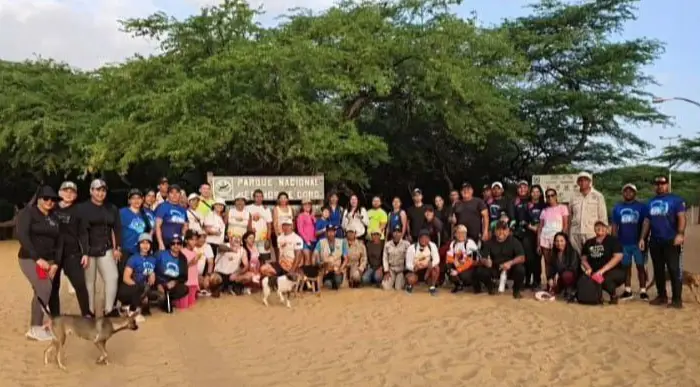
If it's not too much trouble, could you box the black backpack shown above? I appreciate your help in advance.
[576,275,603,305]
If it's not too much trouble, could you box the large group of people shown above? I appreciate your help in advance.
[16,172,688,342]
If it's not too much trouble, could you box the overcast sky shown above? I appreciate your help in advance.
[1,0,697,165]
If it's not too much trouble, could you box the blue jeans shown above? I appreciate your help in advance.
[362,268,383,284]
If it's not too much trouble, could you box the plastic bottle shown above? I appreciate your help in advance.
[498,270,508,293]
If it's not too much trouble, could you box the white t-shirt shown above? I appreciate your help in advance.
[203,212,226,245]
[245,204,273,251]
[214,247,246,275]
[446,239,479,260]
[195,244,215,275]
[187,208,204,234]
[227,207,250,238]
[277,232,304,261]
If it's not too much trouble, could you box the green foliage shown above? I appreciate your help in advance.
[0,0,672,204]
[656,136,700,169]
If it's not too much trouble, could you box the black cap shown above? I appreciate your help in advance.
[418,229,431,237]
[168,184,181,193]
[412,188,422,196]
[128,188,143,198]
[392,224,402,232]
[38,186,60,201]
[654,176,669,185]
[424,204,434,212]
[461,182,473,189]
[159,177,169,184]
[495,221,509,230]
[326,225,338,231]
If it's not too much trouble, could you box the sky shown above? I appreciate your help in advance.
[0,0,697,164]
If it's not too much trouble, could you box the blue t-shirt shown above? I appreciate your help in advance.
[329,206,344,238]
[125,253,157,285]
[155,202,188,242]
[315,218,330,240]
[388,210,402,232]
[313,238,349,256]
[612,201,646,246]
[645,194,686,242]
[156,250,183,282]
[120,207,148,255]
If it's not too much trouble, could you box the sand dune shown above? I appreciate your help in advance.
[1,235,700,387]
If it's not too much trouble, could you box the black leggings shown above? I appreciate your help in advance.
[600,268,626,297]
[117,283,150,311]
[447,264,475,286]
[49,253,91,316]
[473,264,526,293]
[521,234,541,286]
[650,239,683,301]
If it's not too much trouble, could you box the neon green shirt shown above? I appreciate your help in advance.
[367,208,388,239]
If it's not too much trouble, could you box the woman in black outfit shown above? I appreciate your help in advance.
[524,184,546,289]
[17,186,62,341]
[51,181,92,317]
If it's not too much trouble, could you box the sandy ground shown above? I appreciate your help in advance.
[2,231,700,387]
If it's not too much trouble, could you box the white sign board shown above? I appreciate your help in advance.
[531,174,586,203]
[211,175,325,202]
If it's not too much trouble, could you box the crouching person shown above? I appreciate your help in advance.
[446,225,479,293]
[382,225,410,291]
[117,233,157,320]
[211,235,250,296]
[362,231,384,286]
[155,235,189,312]
[580,221,625,304]
[473,221,526,298]
[345,227,368,288]
[405,229,440,295]
[313,225,347,290]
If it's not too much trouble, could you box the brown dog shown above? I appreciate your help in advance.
[36,296,140,370]
[645,269,700,304]
[208,273,223,298]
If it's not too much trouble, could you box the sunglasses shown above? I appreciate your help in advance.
[171,241,183,245]
[546,193,556,198]
[41,196,58,202]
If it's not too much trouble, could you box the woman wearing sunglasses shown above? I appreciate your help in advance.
[536,188,570,286]
[17,186,62,341]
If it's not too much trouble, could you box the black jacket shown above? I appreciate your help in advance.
[17,206,63,264]
[78,201,122,257]
[55,203,83,256]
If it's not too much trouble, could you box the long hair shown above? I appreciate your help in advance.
[530,184,546,207]
[241,231,255,263]
[551,232,579,268]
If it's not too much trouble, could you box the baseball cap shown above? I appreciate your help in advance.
[326,224,338,231]
[621,183,637,192]
[168,184,181,193]
[654,176,669,185]
[159,177,169,184]
[517,180,529,187]
[128,188,143,198]
[214,198,226,206]
[188,193,200,201]
[59,181,77,191]
[491,182,503,189]
[346,227,357,234]
[138,233,152,243]
[392,224,402,233]
[495,220,509,230]
[418,229,431,237]
[461,182,473,189]
[281,219,293,226]
[90,179,107,190]
[594,220,608,228]
[577,171,593,181]
[412,188,422,196]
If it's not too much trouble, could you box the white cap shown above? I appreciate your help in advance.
[214,198,226,206]
[577,171,593,181]
[622,183,637,192]
[491,182,503,189]
[188,193,200,201]
[281,219,293,226]
[90,179,107,190]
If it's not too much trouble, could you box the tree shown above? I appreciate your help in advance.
[656,136,700,169]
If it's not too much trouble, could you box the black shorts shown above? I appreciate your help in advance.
[411,268,428,281]
[301,265,320,278]
[270,262,287,276]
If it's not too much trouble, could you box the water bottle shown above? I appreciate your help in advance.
[498,270,507,293]
[165,291,173,313]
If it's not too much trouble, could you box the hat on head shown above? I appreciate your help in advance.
[491,181,504,189]
[59,181,77,191]
[159,177,169,184]
[168,184,181,193]
[90,179,107,190]
[517,180,529,187]
[392,224,402,233]
[38,186,60,201]
[621,183,637,193]
[281,219,293,226]
[495,220,509,230]
[326,224,338,231]
[214,198,226,206]
[462,182,473,189]
[412,188,422,196]
[301,198,312,204]
[138,233,152,243]
[482,184,490,190]
[346,226,357,234]
[654,176,669,185]
[577,171,593,181]
[371,230,382,235]
[128,188,143,198]
[188,193,200,201]
[169,234,183,244]
[418,229,431,238]
[234,196,246,202]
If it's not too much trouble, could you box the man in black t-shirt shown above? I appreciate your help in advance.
[473,221,526,298]
[406,188,427,243]
[581,221,625,304]
[451,183,489,242]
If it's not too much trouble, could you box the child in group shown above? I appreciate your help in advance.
[178,230,200,308]
[315,207,331,241]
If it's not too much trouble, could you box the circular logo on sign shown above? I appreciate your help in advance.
[214,179,232,196]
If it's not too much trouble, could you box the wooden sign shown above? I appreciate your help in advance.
[211,175,325,201]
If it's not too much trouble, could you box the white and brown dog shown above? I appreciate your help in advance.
[262,273,301,308]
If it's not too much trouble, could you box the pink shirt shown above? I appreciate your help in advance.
[539,204,569,236]
[247,244,260,272]
[296,212,316,244]
[181,248,200,288]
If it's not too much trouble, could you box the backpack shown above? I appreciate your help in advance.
[576,275,603,305]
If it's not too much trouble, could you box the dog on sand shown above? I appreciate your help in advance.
[645,269,700,304]
[36,296,140,370]
[262,273,301,308]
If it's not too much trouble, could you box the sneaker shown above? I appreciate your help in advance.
[650,296,668,306]
[668,300,683,309]
[609,296,619,305]
[197,289,211,297]
[405,285,413,294]
[243,288,252,295]
[450,285,463,294]
[25,326,53,342]
[639,292,649,301]
[620,291,634,301]
[429,286,437,296]
[105,308,121,318]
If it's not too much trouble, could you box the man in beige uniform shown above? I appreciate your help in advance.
[568,171,608,254]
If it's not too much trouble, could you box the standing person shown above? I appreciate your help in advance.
[342,194,369,240]
[434,195,452,243]
[568,171,607,254]
[227,196,251,239]
[382,225,411,291]
[367,196,388,240]
[155,177,169,208]
[78,179,122,317]
[639,175,687,308]
[297,199,317,265]
[17,186,62,341]
[155,185,188,251]
[119,189,153,280]
[52,181,91,318]
[537,188,569,279]
[581,221,625,304]
[474,221,526,298]
[406,189,427,243]
[179,230,201,307]
[524,185,546,289]
[144,189,158,211]
[246,189,273,263]
[611,184,648,301]
[196,183,215,218]
[511,181,531,286]
[423,206,444,246]
[448,190,460,208]
[315,206,332,241]
[488,182,514,230]
[203,199,226,256]
[482,184,493,204]
[386,197,407,240]
[272,192,295,259]
[327,192,345,238]
[451,183,489,244]
[186,193,204,234]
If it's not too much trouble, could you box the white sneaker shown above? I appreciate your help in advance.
[243,288,252,295]
[25,326,53,342]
